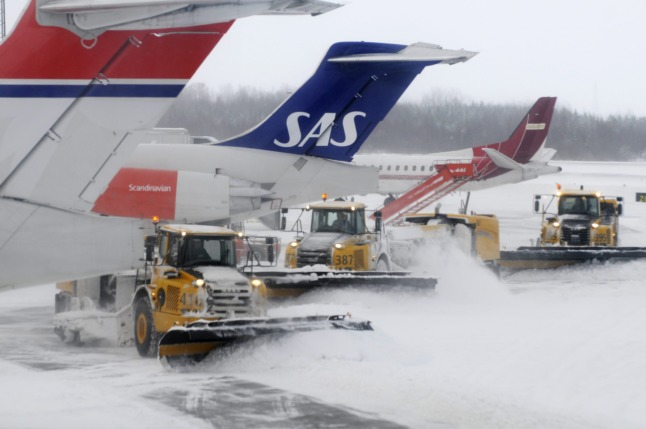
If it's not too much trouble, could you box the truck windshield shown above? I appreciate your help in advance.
[178,236,236,267]
[558,195,599,216]
[311,209,367,234]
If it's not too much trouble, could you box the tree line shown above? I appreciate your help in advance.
[158,84,646,161]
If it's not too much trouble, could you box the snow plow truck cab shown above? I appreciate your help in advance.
[284,201,391,271]
[536,188,622,247]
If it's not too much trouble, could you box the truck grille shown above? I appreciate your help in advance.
[354,249,366,270]
[296,250,330,268]
[561,225,590,245]
[206,283,252,317]
[166,286,180,312]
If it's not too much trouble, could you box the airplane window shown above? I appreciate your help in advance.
[412,166,417,171]
[379,165,383,170]
[404,166,408,171]
[421,166,425,172]
[387,165,391,171]
[395,166,400,171]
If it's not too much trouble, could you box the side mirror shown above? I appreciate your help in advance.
[533,195,541,213]
[144,235,156,262]
[266,237,276,264]
[618,203,623,216]
[374,211,382,233]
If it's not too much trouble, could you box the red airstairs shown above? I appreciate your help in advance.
[376,161,476,224]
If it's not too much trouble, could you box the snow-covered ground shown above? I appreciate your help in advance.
[2,161,646,429]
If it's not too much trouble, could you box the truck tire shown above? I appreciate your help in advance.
[134,297,158,358]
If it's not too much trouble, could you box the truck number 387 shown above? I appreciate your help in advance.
[335,254,354,266]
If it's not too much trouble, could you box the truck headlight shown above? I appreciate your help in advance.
[251,278,264,288]
[334,243,346,250]
[289,241,299,248]
[591,223,599,229]
[192,279,205,287]
[552,221,560,228]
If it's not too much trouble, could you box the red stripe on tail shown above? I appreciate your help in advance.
[93,168,178,220]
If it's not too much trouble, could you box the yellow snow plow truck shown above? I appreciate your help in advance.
[254,200,436,297]
[499,187,646,271]
[387,212,501,270]
[379,203,646,273]
[54,224,372,367]
[537,187,621,247]
[285,201,390,271]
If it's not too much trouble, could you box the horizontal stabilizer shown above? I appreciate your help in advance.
[482,148,525,171]
[329,42,477,64]
[531,147,557,163]
[40,0,341,15]
[39,0,341,32]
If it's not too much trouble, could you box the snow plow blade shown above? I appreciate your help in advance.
[499,246,646,271]
[253,271,437,298]
[158,314,372,368]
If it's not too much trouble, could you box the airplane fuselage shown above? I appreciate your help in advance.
[354,149,560,195]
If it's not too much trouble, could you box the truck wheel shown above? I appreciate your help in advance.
[134,298,158,358]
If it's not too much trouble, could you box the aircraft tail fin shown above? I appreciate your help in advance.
[217,42,476,162]
[475,97,557,164]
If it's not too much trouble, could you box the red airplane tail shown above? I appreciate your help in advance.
[475,97,557,163]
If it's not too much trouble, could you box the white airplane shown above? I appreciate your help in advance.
[354,97,561,197]
[0,0,476,290]
[0,0,343,289]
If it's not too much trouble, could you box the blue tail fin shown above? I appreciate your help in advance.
[217,41,476,162]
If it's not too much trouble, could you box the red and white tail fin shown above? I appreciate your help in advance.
[473,97,557,179]
[0,1,235,212]
[0,0,343,214]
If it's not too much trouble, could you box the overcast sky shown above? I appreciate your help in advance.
[5,0,646,117]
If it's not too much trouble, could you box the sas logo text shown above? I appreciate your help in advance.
[274,111,366,148]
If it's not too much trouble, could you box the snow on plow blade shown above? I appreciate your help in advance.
[158,314,372,368]
[499,246,646,271]
[254,271,438,298]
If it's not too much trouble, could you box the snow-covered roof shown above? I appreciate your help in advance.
[160,224,237,236]
[308,201,366,210]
